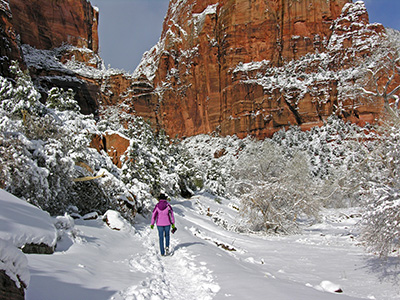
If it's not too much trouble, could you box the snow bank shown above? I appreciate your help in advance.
[0,189,57,249]
[24,193,400,299]
[233,60,271,73]
[0,239,29,288]
[21,44,126,80]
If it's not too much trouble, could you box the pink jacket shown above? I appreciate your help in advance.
[151,200,175,226]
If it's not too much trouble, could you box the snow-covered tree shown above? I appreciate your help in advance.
[0,64,112,215]
[271,116,375,208]
[229,140,320,234]
[361,186,400,257]
[0,61,44,118]
[359,111,400,257]
[97,105,200,213]
[46,87,80,112]
[181,134,252,197]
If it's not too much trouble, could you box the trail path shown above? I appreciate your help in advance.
[110,226,220,300]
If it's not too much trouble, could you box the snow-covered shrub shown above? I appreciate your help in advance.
[361,187,400,257]
[95,168,137,223]
[123,124,199,211]
[0,68,74,212]
[184,133,322,233]
[182,134,250,197]
[272,116,374,207]
[0,99,110,215]
[0,61,44,118]
[360,111,400,257]
[230,140,320,233]
[272,116,371,179]
[182,116,378,233]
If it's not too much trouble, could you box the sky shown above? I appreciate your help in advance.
[90,0,169,72]
[89,0,400,73]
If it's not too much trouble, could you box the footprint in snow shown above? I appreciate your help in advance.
[110,227,220,300]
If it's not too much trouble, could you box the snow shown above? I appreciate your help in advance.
[233,60,271,74]
[0,239,29,288]
[315,280,343,294]
[0,188,57,290]
[21,44,130,80]
[0,191,393,299]
[193,3,218,34]
[0,189,57,249]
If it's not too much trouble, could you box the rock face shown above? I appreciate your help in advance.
[0,0,24,77]
[8,0,99,53]
[131,0,392,138]
[0,0,397,140]
[0,0,101,116]
[90,132,131,168]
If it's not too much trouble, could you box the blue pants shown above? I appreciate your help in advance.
[157,225,171,255]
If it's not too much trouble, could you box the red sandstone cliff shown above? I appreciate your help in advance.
[9,0,99,53]
[0,0,398,140]
[0,0,101,115]
[131,0,394,138]
[0,0,24,77]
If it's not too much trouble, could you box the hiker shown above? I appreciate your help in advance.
[150,193,176,256]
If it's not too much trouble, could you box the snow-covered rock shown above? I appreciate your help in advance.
[0,189,63,294]
[0,238,29,295]
[315,280,343,294]
[0,189,57,253]
[102,210,131,231]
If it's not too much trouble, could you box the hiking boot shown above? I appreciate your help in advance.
[165,247,169,256]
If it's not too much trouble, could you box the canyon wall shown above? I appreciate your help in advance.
[0,0,101,115]
[9,0,99,53]
[0,0,24,77]
[132,0,391,138]
[0,0,397,140]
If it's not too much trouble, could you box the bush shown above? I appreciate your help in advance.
[360,110,400,257]
[230,141,320,233]
[361,187,400,256]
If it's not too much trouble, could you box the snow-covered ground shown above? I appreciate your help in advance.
[2,189,400,299]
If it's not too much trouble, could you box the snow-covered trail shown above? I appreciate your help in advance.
[111,226,220,300]
[25,192,400,300]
